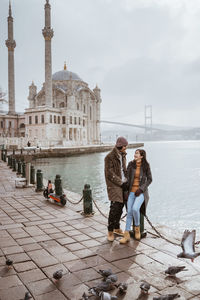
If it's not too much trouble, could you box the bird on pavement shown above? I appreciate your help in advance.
[88,278,114,293]
[177,230,200,262]
[99,291,118,300]
[140,281,151,294]
[107,274,118,283]
[6,258,13,268]
[116,282,128,294]
[24,292,32,300]
[53,269,63,280]
[164,266,187,276]
[98,268,113,278]
[81,292,89,300]
[153,293,180,300]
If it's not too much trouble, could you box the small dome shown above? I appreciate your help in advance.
[52,70,82,81]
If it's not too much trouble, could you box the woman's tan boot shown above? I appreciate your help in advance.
[107,231,114,242]
[119,231,130,244]
[134,226,141,240]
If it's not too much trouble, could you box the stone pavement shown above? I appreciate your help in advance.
[0,161,200,300]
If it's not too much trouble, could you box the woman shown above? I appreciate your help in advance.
[119,149,152,243]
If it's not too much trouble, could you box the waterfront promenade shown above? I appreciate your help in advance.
[0,161,200,299]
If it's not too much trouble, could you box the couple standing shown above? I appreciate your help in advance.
[104,136,152,243]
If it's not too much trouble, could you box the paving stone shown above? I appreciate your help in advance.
[82,255,107,268]
[27,278,56,296]
[57,237,76,245]
[81,239,101,247]
[112,257,138,271]
[74,267,102,282]
[33,235,52,242]
[73,248,94,258]
[54,273,81,294]
[27,249,58,267]
[24,226,45,236]
[66,243,86,251]
[7,252,30,263]
[0,285,28,300]
[2,245,24,255]
[14,261,37,272]
[61,283,89,300]
[49,232,67,239]
[19,268,47,283]
[56,251,78,263]
[44,227,60,234]
[73,234,91,242]
[35,289,67,300]
[22,243,42,252]
[179,277,200,295]
[0,265,16,277]
[160,285,194,299]
[0,274,22,289]
[16,237,36,245]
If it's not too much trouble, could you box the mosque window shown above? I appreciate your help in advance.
[35,116,38,124]
[50,115,52,123]
[83,105,86,113]
[29,116,32,125]
[74,117,77,125]
[1,121,3,128]
[70,116,72,124]
[60,102,64,108]
[83,120,85,127]
[77,103,79,110]
[54,115,56,123]
[41,115,44,123]
[79,117,81,125]
[62,116,66,124]
[58,116,60,124]
[90,107,92,120]
[20,123,25,128]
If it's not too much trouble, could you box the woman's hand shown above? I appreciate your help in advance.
[135,188,143,197]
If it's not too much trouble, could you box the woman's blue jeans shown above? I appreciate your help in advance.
[125,192,144,231]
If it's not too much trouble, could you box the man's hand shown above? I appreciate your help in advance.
[121,182,128,191]
[135,188,143,197]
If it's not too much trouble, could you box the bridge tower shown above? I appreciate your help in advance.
[144,105,152,137]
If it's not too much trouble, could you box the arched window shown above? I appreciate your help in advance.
[41,115,44,124]
[50,115,52,123]
[77,103,79,110]
[19,123,25,128]
[83,120,85,127]
[83,105,86,113]
[60,102,65,108]
[35,116,38,124]
[90,106,92,120]
[58,116,60,124]
[62,116,66,124]
[54,115,56,123]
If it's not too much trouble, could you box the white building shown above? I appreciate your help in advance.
[25,0,102,147]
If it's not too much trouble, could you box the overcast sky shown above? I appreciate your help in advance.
[1,0,200,127]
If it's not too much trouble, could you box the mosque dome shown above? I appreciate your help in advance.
[52,62,82,81]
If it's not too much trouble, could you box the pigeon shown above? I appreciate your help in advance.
[6,259,13,268]
[116,282,128,294]
[81,292,89,300]
[98,268,113,278]
[24,292,32,300]
[53,269,63,280]
[153,294,180,300]
[107,274,118,283]
[99,291,118,300]
[89,278,114,293]
[140,281,150,294]
[165,266,187,276]
[177,230,200,262]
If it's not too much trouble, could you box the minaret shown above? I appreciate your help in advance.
[42,0,54,107]
[5,1,16,115]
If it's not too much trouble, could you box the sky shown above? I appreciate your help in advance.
[1,0,200,127]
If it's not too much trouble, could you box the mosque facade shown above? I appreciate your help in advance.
[0,0,101,147]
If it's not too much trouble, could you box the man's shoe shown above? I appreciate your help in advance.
[113,229,124,236]
[134,226,141,240]
[107,231,114,242]
[119,231,130,244]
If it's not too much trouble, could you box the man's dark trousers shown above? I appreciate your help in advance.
[108,201,124,231]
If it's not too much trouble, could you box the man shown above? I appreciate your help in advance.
[104,136,128,242]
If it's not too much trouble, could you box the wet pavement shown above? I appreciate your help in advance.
[0,160,200,299]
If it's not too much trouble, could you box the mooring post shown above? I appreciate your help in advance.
[30,165,35,184]
[54,174,62,196]
[22,162,26,178]
[82,184,93,216]
[36,169,43,192]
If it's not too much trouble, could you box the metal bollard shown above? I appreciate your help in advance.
[22,162,26,178]
[132,212,147,239]
[3,150,7,162]
[17,161,22,175]
[36,169,43,192]
[9,155,13,168]
[54,174,62,196]
[30,165,35,184]
[82,184,94,216]
[20,148,23,154]
[1,150,3,160]
[12,158,16,171]
[7,155,11,166]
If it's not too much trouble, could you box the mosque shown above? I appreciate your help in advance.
[0,0,102,147]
